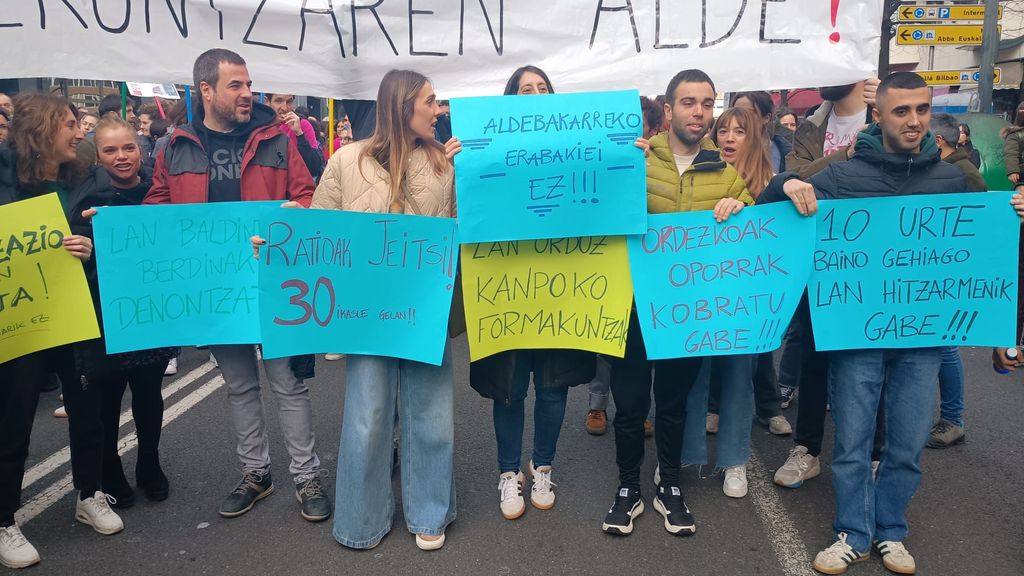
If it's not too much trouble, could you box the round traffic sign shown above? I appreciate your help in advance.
[914,8,925,18]
[912,30,923,41]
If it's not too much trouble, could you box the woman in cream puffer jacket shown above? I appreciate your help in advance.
[312,138,455,216]
[322,69,461,554]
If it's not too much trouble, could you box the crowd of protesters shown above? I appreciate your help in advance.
[1,47,1023,576]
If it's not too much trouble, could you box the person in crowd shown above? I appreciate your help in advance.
[151,101,188,164]
[0,93,111,570]
[602,69,751,537]
[957,122,981,168]
[1002,101,1024,186]
[0,93,13,116]
[640,95,666,140]
[136,105,159,159]
[0,109,9,144]
[700,106,786,498]
[925,113,986,451]
[266,93,323,179]
[79,111,100,135]
[776,107,798,133]
[762,72,969,576]
[774,78,879,489]
[69,115,178,509]
[261,69,460,551]
[144,49,329,522]
[97,94,139,131]
[730,91,791,173]
[471,65,600,522]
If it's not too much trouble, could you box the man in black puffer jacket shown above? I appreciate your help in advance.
[761,73,967,576]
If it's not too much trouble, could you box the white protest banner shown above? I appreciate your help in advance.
[0,1,880,99]
[125,82,181,99]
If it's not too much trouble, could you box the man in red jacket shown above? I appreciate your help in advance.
[145,49,329,522]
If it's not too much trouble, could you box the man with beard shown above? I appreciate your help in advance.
[145,49,330,523]
[601,69,751,538]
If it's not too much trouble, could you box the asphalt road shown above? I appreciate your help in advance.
[4,340,1022,576]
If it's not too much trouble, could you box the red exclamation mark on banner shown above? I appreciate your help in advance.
[829,0,841,43]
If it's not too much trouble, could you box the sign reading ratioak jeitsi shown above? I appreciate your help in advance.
[0,194,99,363]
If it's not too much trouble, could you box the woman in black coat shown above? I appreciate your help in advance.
[69,114,177,510]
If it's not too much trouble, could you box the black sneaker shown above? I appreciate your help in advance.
[219,471,274,518]
[780,386,797,409]
[295,477,331,522]
[653,484,696,536]
[602,487,644,536]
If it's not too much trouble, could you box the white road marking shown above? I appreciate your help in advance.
[16,375,225,526]
[21,362,216,490]
[747,449,817,576]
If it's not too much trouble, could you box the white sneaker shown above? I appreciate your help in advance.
[53,405,67,418]
[75,491,124,535]
[871,460,880,481]
[875,540,916,574]
[706,413,719,434]
[774,445,820,488]
[761,415,793,436]
[0,524,40,569]
[653,465,661,486]
[163,357,177,376]
[497,471,526,520]
[324,353,346,361]
[722,465,748,498]
[528,461,556,510]
[210,352,218,368]
[813,533,868,574]
[415,532,445,551]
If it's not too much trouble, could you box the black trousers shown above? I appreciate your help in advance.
[98,361,166,481]
[609,310,704,491]
[0,353,45,525]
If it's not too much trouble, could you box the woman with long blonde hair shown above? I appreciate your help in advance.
[310,69,460,551]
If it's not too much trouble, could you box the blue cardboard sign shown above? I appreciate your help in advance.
[258,210,456,365]
[808,193,1019,350]
[93,202,277,352]
[628,204,815,359]
[451,90,647,243]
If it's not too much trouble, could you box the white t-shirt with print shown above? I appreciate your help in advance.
[822,110,864,157]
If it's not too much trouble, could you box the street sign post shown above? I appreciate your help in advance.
[896,24,996,45]
[898,4,1002,22]
[917,68,1002,86]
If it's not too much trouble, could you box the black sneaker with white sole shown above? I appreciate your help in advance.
[219,471,274,518]
[653,484,696,536]
[602,487,644,536]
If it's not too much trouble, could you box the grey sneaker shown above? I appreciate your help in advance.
[296,477,331,522]
[875,540,916,574]
[926,419,965,449]
[774,445,820,488]
[219,471,274,518]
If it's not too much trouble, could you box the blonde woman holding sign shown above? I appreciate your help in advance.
[290,69,461,551]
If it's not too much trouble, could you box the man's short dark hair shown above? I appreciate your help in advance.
[193,48,246,90]
[877,72,929,105]
[930,113,960,145]
[664,69,716,103]
[98,93,136,117]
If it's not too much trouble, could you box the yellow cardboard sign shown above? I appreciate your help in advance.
[461,236,633,361]
[0,194,99,363]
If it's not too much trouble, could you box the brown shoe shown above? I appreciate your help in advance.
[643,419,654,438]
[586,410,607,435]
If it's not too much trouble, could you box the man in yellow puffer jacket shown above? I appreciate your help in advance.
[601,69,752,539]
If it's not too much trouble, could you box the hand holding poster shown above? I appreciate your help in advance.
[628,204,815,359]
[461,236,633,361]
[0,194,98,363]
[92,202,276,353]
[258,210,456,366]
[451,90,647,243]
[808,193,1019,350]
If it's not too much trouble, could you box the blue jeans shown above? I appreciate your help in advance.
[706,355,756,468]
[332,344,456,549]
[829,348,941,552]
[938,346,965,427]
[494,354,569,472]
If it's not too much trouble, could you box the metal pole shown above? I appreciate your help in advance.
[978,0,1000,114]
